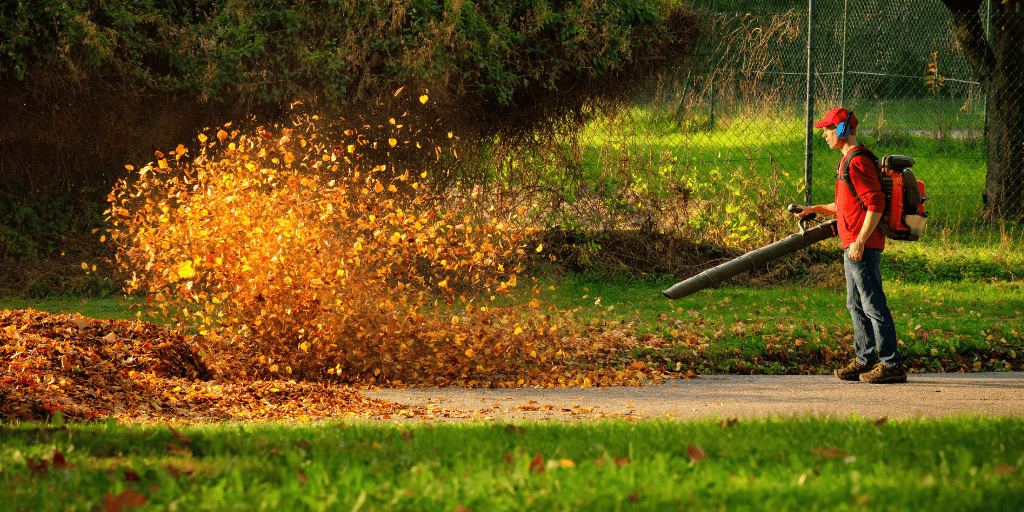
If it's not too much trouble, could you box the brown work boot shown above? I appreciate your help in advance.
[835,360,873,381]
[859,363,908,384]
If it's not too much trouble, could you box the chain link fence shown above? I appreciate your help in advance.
[577,0,1004,236]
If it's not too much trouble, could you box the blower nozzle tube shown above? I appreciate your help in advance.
[662,218,838,300]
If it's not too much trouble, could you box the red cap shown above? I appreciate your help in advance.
[813,107,856,129]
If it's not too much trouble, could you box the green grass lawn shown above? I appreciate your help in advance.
[2,416,1023,511]
[576,99,991,222]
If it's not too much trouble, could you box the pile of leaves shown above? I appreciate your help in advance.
[0,309,408,424]
[0,306,687,424]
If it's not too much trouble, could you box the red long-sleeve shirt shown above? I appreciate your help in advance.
[835,147,886,250]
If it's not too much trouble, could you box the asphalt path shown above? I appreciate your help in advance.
[363,372,1024,421]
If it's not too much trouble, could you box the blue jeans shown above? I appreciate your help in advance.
[844,247,901,367]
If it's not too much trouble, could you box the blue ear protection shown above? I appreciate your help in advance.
[837,110,854,138]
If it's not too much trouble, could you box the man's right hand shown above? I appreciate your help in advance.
[790,205,815,218]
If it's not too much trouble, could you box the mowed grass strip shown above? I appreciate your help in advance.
[534,271,1023,375]
[1,416,1022,511]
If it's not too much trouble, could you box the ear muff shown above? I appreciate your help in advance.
[837,110,854,138]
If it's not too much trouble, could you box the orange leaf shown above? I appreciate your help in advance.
[52,450,75,469]
[809,447,848,459]
[529,452,545,473]
[687,444,705,462]
[104,488,147,512]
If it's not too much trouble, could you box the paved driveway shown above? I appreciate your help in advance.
[364,372,1024,421]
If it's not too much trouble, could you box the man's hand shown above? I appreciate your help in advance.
[848,239,866,261]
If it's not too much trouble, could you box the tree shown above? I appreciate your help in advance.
[940,0,1024,219]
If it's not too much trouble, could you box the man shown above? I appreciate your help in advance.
[796,107,906,384]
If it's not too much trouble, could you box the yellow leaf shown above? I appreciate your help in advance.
[374,368,381,376]
[514,327,523,335]
[439,279,448,288]
[178,261,195,279]
[158,159,168,169]
[389,118,396,124]
[125,164,134,171]
[81,262,88,270]
[389,138,397,147]
[299,342,310,352]
[375,182,384,193]
[198,133,208,143]
[536,244,543,252]
[529,299,540,309]
[347,145,355,154]
[419,95,429,104]
[388,184,397,192]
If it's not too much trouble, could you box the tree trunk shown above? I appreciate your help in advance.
[944,0,1024,219]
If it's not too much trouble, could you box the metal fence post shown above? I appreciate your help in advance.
[804,0,816,206]
[840,0,847,107]
[709,0,717,132]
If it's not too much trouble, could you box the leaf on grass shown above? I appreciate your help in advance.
[721,417,738,428]
[165,443,192,457]
[168,426,191,445]
[124,470,141,481]
[529,452,545,473]
[165,464,195,478]
[52,450,75,469]
[296,468,307,485]
[26,457,49,473]
[874,416,888,426]
[104,488,147,512]
[687,444,705,462]
[809,446,849,459]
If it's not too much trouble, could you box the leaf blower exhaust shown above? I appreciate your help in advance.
[662,205,837,300]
